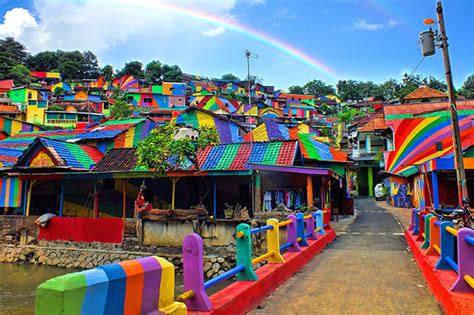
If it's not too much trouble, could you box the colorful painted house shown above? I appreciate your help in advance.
[125,85,186,111]
[8,86,48,124]
[30,71,61,85]
[383,100,474,209]
[175,107,244,144]
[71,117,158,153]
[0,116,44,139]
[216,81,247,96]
[190,95,240,114]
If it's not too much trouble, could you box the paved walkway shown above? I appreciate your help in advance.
[250,198,441,315]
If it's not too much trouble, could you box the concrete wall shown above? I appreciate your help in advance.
[143,219,239,247]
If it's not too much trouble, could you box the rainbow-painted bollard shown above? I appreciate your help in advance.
[182,233,212,311]
[35,256,186,315]
[315,209,325,235]
[435,221,455,270]
[412,209,421,235]
[236,223,258,280]
[421,213,434,249]
[451,228,474,292]
[284,214,301,252]
[305,212,318,240]
[296,213,309,246]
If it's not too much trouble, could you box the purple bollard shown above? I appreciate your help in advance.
[409,208,417,230]
[450,228,474,292]
[286,215,301,252]
[182,233,212,311]
[305,212,318,240]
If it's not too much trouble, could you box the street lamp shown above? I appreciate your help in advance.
[419,0,468,205]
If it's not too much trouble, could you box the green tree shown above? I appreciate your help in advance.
[82,50,100,79]
[0,37,28,78]
[52,86,64,96]
[459,74,474,99]
[379,78,400,101]
[336,80,361,101]
[137,121,219,173]
[425,76,447,92]
[26,51,59,71]
[8,64,32,85]
[110,100,133,119]
[48,104,64,111]
[101,65,114,82]
[59,61,82,80]
[221,73,240,81]
[303,79,335,97]
[145,60,163,84]
[396,74,422,100]
[338,107,364,123]
[162,64,183,82]
[288,85,305,94]
[119,61,144,79]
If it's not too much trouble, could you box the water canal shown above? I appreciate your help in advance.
[0,263,77,314]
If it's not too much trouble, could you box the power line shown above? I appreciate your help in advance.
[404,57,426,82]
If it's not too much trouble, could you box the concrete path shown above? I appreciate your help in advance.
[250,198,441,315]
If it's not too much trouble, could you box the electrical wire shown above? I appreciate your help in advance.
[404,57,426,82]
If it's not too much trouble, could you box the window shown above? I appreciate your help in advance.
[126,96,134,103]
[28,92,33,99]
[144,98,152,103]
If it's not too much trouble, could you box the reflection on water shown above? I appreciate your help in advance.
[0,263,77,315]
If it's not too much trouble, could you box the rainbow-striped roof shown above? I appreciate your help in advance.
[0,130,84,151]
[17,138,103,170]
[243,120,290,142]
[297,133,348,162]
[196,141,298,171]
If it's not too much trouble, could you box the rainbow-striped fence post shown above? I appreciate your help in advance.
[412,209,420,235]
[236,223,258,280]
[451,228,474,292]
[36,257,186,315]
[305,212,318,240]
[285,214,301,252]
[435,221,455,270]
[315,210,325,235]
[296,213,309,246]
[426,217,440,256]
[421,214,434,249]
[266,219,285,263]
[182,233,212,311]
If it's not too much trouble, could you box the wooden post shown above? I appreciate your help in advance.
[122,179,127,220]
[171,177,179,210]
[306,175,313,208]
[22,180,28,216]
[213,178,217,218]
[25,180,35,216]
[93,181,100,218]
[254,171,261,212]
[432,171,440,209]
[59,180,64,217]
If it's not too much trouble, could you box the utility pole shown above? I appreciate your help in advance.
[245,50,258,140]
[436,0,468,205]
[422,1,468,205]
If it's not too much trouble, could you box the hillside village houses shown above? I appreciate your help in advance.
[0,67,472,246]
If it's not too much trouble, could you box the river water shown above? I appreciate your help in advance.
[0,263,76,315]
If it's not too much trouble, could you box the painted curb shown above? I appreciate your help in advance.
[189,229,337,315]
[405,230,474,315]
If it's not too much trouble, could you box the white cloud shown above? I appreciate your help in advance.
[242,0,265,5]
[0,8,38,38]
[201,25,226,37]
[275,8,297,20]
[1,0,237,53]
[352,18,399,31]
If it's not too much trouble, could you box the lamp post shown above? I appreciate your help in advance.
[420,0,468,205]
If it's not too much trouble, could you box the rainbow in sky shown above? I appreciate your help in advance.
[109,0,341,80]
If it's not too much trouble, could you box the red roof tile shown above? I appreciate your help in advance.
[403,86,447,101]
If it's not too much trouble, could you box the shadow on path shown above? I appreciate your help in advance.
[249,198,441,315]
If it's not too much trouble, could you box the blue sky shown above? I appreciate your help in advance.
[0,0,473,89]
